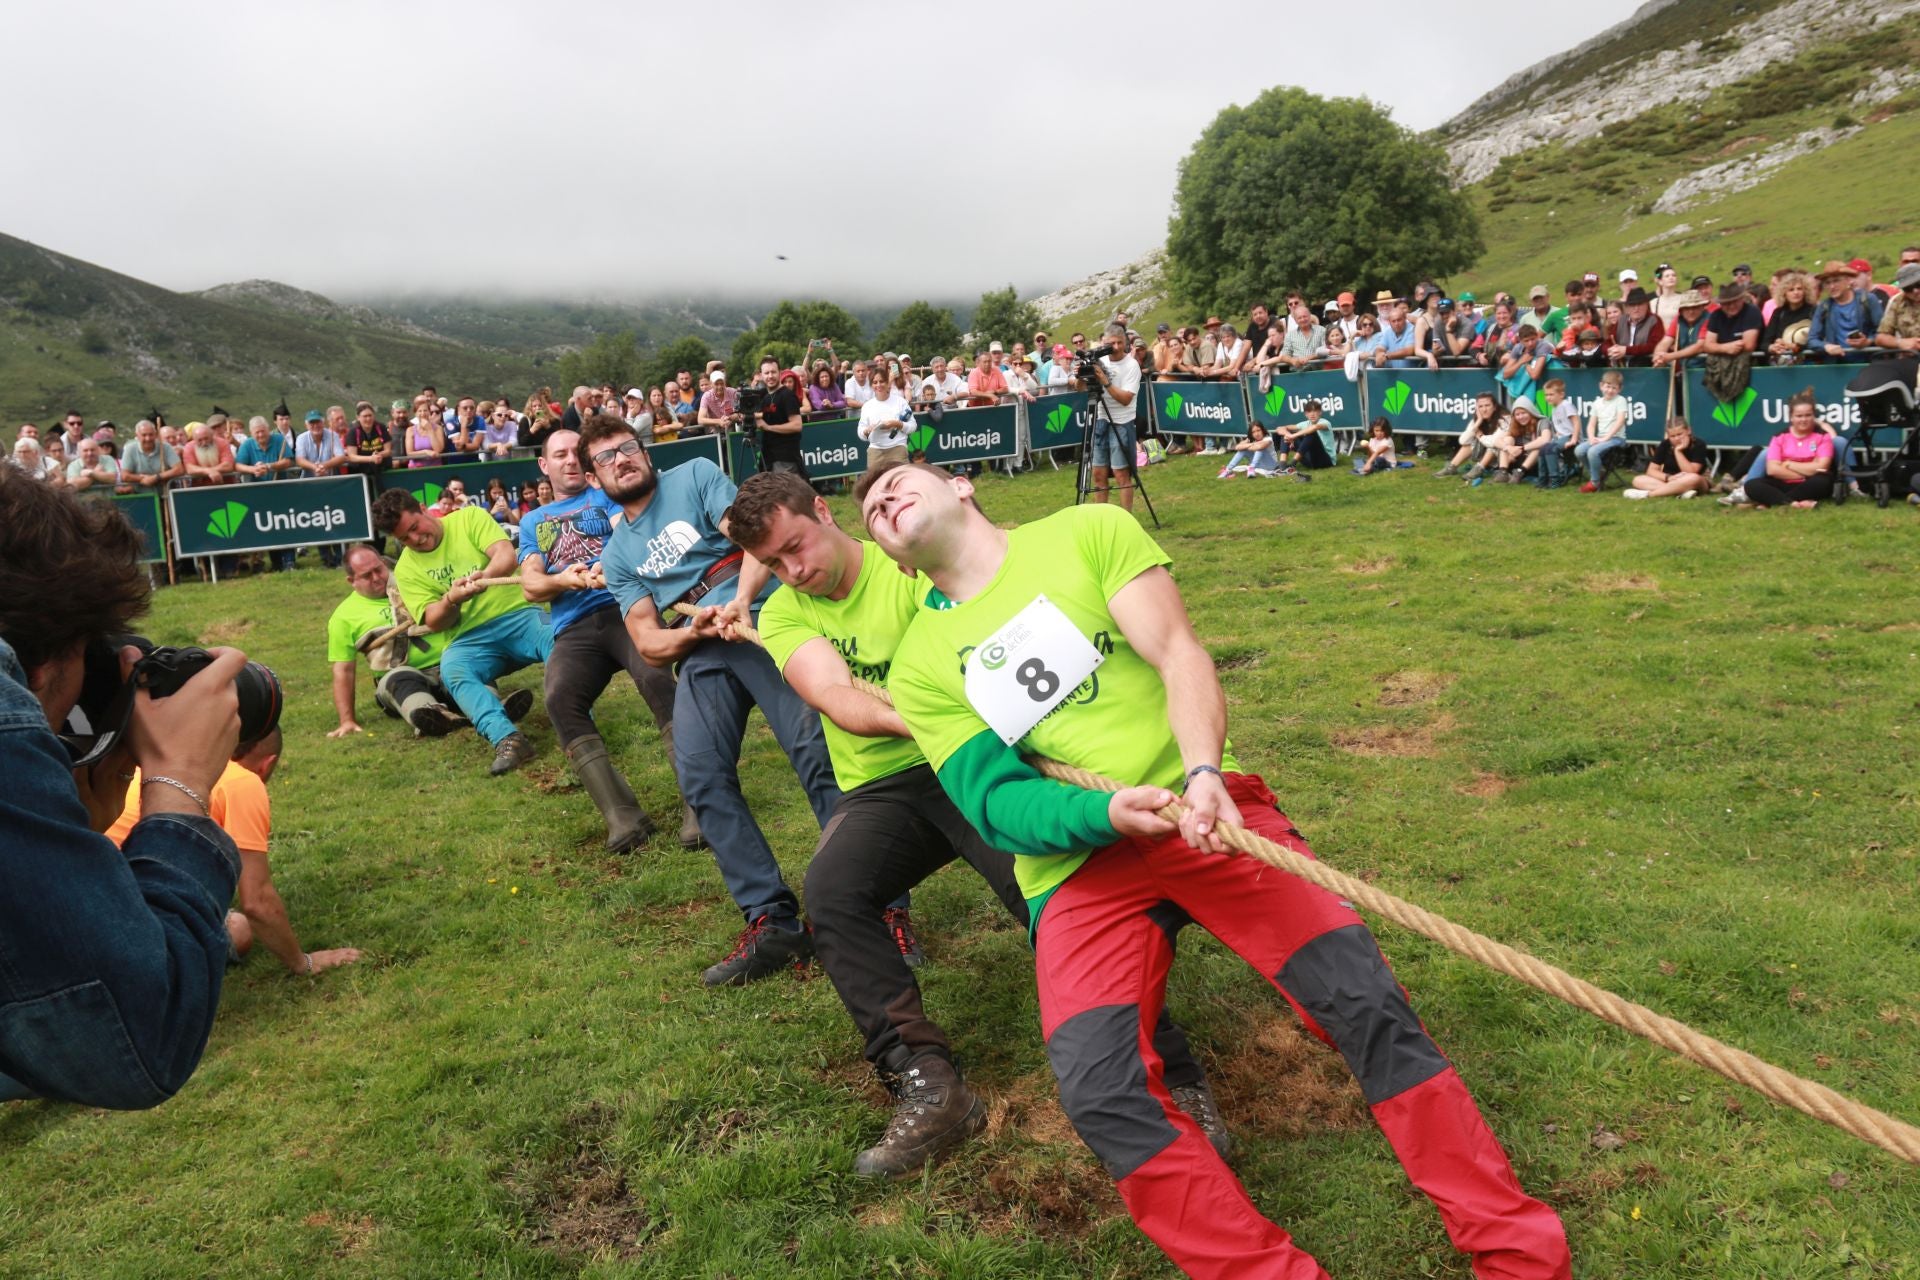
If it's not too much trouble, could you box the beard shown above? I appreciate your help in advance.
[602,465,657,505]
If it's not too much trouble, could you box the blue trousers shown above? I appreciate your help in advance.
[1574,436,1627,484]
[442,608,554,745]
[673,638,843,924]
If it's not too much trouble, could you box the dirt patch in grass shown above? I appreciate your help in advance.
[967,1162,1122,1239]
[197,619,254,645]
[1377,670,1454,708]
[1456,771,1514,799]
[1331,713,1456,758]
[983,1069,1077,1147]
[1339,556,1398,575]
[1211,644,1264,671]
[1209,1009,1369,1140]
[1581,572,1660,593]
[301,1211,376,1258]
[516,1103,654,1261]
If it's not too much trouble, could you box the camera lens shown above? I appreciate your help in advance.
[233,661,284,746]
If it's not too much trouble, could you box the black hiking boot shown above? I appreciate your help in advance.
[489,732,536,776]
[854,1049,986,1180]
[502,688,534,723]
[700,916,814,987]
[1170,1080,1234,1162]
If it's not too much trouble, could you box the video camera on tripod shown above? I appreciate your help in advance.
[1074,342,1119,385]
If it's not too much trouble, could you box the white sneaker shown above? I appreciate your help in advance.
[1717,487,1749,507]
[1678,489,1697,500]
[1622,489,1649,500]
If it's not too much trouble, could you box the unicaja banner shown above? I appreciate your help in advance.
[1530,366,1672,444]
[920,402,1018,466]
[380,436,724,504]
[170,475,373,557]
[1682,362,1867,448]
[1363,367,1498,435]
[1028,391,1090,454]
[727,419,866,481]
[1245,371,1363,431]
[111,492,168,564]
[1147,379,1248,437]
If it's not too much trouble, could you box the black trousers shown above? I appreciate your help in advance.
[1746,472,1835,506]
[373,666,453,721]
[544,605,677,748]
[806,764,1204,1086]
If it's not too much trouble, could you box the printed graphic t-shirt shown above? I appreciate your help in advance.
[888,504,1237,913]
[396,504,531,640]
[519,488,622,636]
[604,457,775,618]
[758,543,926,792]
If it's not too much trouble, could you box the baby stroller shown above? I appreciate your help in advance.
[1839,357,1920,507]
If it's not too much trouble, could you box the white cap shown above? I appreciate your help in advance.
[624,387,646,400]
[710,370,727,383]
[1618,268,1639,283]
[988,340,1004,353]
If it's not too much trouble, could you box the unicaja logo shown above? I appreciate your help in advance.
[1044,403,1074,435]
[908,424,936,453]
[206,500,250,538]
[1381,381,1412,415]
[1163,389,1184,419]
[1712,387,1758,428]
[411,481,444,505]
[1263,387,1286,416]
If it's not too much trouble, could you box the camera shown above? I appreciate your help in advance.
[1076,342,1117,383]
[734,383,768,434]
[62,637,284,769]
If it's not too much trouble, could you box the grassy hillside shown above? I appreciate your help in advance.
[0,234,543,427]
[3,459,1915,1277]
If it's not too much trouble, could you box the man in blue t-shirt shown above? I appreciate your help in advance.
[582,413,845,987]
[519,426,698,853]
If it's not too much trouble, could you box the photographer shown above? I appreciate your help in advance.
[0,471,246,1108]
[1069,322,1141,512]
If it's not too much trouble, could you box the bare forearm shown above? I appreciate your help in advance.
[816,685,911,738]
[242,884,305,972]
[1159,637,1227,771]
[331,663,358,726]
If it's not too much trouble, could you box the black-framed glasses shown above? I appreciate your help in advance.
[590,438,644,467]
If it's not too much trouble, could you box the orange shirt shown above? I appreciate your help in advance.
[106,760,271,855]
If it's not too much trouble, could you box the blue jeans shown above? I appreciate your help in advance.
[1575,437,1627,484]
[1091,420,1137,470]
[0,639,240,1109]
[673,637,843,924]
[442,608,554,745]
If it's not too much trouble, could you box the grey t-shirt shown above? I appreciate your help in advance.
[119,440,180,477]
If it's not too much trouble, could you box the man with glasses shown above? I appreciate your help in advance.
[579,414,848,987]
[60,412,89,459]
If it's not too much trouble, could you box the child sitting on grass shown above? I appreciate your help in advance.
[1437,392,1505,477]
[1532,378,1580,488]
[1274,400,1334,471]
[1354,418,1398,475]
[1218,423,1280,478]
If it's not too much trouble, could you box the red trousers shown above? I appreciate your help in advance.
[1034,773,1571,1280]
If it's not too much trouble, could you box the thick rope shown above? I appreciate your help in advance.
[726,618,1920,1164]
[356,577,526,652]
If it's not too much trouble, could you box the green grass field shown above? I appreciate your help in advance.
[5,457,1918,1278]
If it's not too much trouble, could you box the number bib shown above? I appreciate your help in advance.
[963,595,1104,746]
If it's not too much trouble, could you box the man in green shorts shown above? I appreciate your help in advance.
[857,460,1571,1280]
[724,471,1230,1179]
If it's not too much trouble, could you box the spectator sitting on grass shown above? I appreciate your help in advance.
[1809,261,1885,362]
[1622,418,1710,501]
[1743,390,1835,509]
[1763,271,1817,364]
[1574,370,1629,492]
[1533,378,1580,489]
[1274,400,1335,471]
[1217,423,1279,478]
[1463,399,1522,486]
[1354,417,1397,474]
[1436,392,1505,478]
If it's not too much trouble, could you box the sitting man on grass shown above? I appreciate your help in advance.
[1623,419,1711,501]
[1273,399,1334,471]
[110,729,362,980]
[859,460,1571,1280]
[372,489,552,776]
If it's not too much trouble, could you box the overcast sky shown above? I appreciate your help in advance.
[6,1,1644,304]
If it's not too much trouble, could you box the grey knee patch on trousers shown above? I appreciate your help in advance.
[1277,924,1448,1106]
[1047,1003,1179,1181]
[1144,900,1191,948]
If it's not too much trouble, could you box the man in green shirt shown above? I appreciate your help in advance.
[372,490,552,775]
[857,461,1571,1280]
[726,471,1227,1180]
[325,545,531,741]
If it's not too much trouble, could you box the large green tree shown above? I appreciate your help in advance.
[728,299,864,376]
[1165,87,1482,316]
[968,286,1044,351]
[552,330,645,396]
[636,335,714,395]
[872,301,963,360]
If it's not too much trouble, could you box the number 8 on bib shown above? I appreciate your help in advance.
[963,594,1104,746]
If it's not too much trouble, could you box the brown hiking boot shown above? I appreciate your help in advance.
[854,1050,985,1180]
[1170,1081,1233,1162]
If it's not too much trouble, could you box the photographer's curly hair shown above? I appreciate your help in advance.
[0,469,150,671]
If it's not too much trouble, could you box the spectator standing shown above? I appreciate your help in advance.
[182,421,236,486]
[1652,291,1712,369]
[234,416,295,483]
[400,406,446,468]
[1651,266,1684,327]
[919,357,970,406]
[808,365,849,416]
[447,397,486,460]
[1763,272,1817,363]
[1609,288,1665,365]
[67,437,121,492]
[10,437,58,483]
[482,401,521,456]
[965,351,1007,407]
[1276,303,1326,370]
[844,361,876,409]
[1244,303,1273,356]
[1496,325,1554,402]
[858,367,916,469]
[1873,262,1920,354]
[344,402,394,480]
[1809,261,1885,361]
[697,371,741,436]
[118,419,184,493]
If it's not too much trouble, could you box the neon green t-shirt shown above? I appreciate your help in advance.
[757,541,926,793]
[395,505,534,640]
[325,590,449,668]
[888,504,1236,911]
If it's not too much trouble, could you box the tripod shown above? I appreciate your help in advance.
[1074,380,1160,528]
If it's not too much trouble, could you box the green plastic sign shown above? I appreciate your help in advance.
[1682,363,1865,448]
[1147,379,1248,437]
[169,475,373,557]
[1244,371,1362,431]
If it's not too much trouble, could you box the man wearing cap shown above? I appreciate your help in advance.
[1329,291,1360,342]
[1617,267,1639,300]
[1849,258,1893,302]
[696,370,741,436]
[1523,286,1557,339]
[1609,288,1665,366]
[116,419,183,494]
[1730,263,1759,301]
[294,410,348,568]
[1810,261,1885,361]
[1873,262,1920,355]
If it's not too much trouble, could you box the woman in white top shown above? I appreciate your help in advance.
[855,366,915,467]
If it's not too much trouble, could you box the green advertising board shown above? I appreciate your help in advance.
[1526,366,1674,443]
[727,419,866,481]
[1028,391,1089,454]
[112,492,167,563]
[920,402,1018,466]
[169,475,373,558]
[1146,379,1248,438]
[375,436,724,504]
[1244,371,1363,430]
[1682,362,1869,448]
[1363,367,1497,435]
